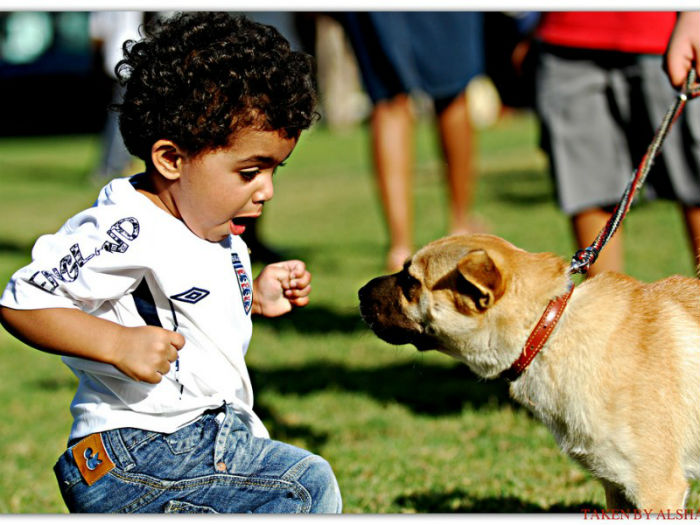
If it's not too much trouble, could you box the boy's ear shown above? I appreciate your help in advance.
[151,140,185,181]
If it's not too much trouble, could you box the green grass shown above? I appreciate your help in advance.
[0,112,697,513]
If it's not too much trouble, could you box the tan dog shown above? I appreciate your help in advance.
[358,233,700,511]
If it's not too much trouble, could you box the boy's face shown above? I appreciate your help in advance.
[168,128,298,243]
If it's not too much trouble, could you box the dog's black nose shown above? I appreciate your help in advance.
[358,282,370,302]
[357,282,374,320]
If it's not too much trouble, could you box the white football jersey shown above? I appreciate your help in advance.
[1,176,268,440]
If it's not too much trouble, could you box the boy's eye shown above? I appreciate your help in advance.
[239,161,286,180]
[239,168,260,181]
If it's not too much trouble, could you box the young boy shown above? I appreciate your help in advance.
[0,12,342,514]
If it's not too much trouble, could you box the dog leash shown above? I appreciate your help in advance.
[501,69,700,383]
[569,69,700,276]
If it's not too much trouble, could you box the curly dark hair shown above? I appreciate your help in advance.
[115,12,318,162]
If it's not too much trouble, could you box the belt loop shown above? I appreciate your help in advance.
[105,429,135,472]
[213,403,233,473]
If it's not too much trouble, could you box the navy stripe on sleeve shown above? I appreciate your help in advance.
[132,278,163,327]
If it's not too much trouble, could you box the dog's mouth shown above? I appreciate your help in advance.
[358,277,439,351]
[369,324,437,351]
[359,296,436,351]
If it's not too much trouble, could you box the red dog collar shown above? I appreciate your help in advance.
[501,281,575,382]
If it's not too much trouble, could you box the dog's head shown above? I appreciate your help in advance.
[358,234,569,377]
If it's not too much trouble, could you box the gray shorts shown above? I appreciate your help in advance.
[535,44,700,215]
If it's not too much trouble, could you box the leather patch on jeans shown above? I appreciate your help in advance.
[72,433,115,486]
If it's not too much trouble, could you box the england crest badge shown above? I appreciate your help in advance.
[231,253,252,315]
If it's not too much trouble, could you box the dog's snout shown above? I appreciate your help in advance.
[358,274,434,349]
[359,276,386,297]
[357,281,371,304]
[358,277,386,321]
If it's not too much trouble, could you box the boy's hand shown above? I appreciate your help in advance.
[112,326,185,384]
[252,260,312,317]
[664,11,700,89]
[0,306,185,384]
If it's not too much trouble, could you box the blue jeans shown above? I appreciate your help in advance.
[53,404,342,513]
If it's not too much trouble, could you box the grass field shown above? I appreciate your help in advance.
[0,111,698,514]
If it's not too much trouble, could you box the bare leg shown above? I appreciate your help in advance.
[370,94,414,272]
[682,204,700,271]
[572,208,623,277]
[436,92,479,236]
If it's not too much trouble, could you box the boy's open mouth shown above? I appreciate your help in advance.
[229,216,257,236]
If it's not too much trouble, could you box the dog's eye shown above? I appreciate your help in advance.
[398,271,421,300]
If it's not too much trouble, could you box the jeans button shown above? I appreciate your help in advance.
[216,461,227,472]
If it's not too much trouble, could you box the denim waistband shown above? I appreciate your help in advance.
[213,404,237,472]
[57,404,228,487]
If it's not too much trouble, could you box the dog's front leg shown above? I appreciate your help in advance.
[636,473,689,515]
[602,473,689,514]
[602,480,635,511]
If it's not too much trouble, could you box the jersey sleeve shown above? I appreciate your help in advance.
[0,207,146,314]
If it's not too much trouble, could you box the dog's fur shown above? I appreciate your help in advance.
[358,233,700,511]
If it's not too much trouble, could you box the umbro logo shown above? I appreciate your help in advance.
[170,287,210,304]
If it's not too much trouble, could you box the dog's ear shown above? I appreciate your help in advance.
[455,249,503,313]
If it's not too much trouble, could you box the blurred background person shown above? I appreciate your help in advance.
[533,11,700,277]
[483,12,540,115]
[313,13,371,132]
[341,12,485,272]
[88,11,143,183]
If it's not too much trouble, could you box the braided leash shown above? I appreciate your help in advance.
[503,70,700,382]
[569,69,700,276]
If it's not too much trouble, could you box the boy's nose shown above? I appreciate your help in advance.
[253,173,274,203]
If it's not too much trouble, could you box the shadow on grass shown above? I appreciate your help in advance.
[0,239,32,255]
[254,400,330,452]
[34,376,78,392]
[255,305,367,334]
[486,169,553,206]
[394,490,603,513]
[250,361,517,415]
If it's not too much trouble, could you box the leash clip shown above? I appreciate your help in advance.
[569,247,598,275]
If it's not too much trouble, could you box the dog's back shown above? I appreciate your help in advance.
[533,271,700,502]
